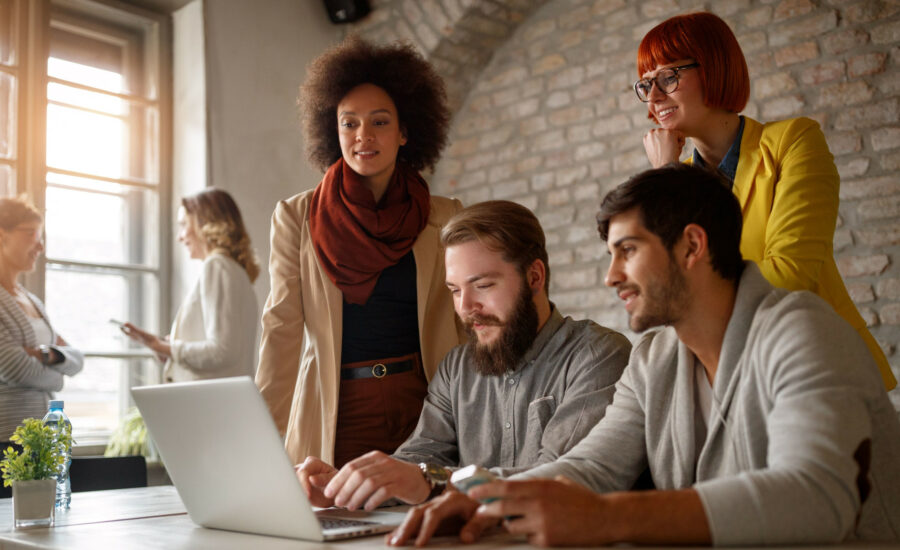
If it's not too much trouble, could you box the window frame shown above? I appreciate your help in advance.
[7,0,172,443]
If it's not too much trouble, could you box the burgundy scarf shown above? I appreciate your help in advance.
[309,158,430,305]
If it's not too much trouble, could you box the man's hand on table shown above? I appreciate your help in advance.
[386,489,496,547]
[465,477,616,547]
[387,476,617,547]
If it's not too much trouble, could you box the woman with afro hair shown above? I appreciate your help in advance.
[256,37,465,467]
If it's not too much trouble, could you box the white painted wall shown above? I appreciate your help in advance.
[171,0,206,317]
[203,0,340,309]
[171,0,341,325]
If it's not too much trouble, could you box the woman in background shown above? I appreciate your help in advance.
[635,12,894,389]
[0,196,83,443]
[122,188,259,383]
[256,37,464,468]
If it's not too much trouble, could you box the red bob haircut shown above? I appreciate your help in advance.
[637,12,750,118]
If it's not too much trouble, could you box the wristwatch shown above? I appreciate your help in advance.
[38,345,52,365]
[418,462,451,499]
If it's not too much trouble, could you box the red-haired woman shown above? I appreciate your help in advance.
[635,12,894,390]
[121,188,259,383]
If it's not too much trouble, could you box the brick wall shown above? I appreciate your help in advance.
[348,0,549,111]
[350,0,900,395]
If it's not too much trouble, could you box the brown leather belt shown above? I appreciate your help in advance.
[340,359,414,380]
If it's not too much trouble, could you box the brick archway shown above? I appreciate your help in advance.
[348,0,549,112]
[354,1,900,375]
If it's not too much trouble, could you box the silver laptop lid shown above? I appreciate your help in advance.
[132,377,325,540]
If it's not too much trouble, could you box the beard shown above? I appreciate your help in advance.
[465,282,539,376]
[626,254,689,333]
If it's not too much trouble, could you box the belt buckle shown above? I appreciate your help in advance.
[372,363,387,378]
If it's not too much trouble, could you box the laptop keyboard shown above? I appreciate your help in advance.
[319,517,378,530]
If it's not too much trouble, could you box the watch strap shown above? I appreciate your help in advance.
[418,462,451,500]
[38,345,51,365]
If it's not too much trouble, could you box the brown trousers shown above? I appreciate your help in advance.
[332,352,428,468]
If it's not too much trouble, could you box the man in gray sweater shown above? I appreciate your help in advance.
[295,200,631,512]
[389,164,900,547]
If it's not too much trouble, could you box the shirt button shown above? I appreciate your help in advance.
[504,422,511,429]
[507,378,516,385]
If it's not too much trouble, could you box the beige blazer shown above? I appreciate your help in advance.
[256,190,465,464]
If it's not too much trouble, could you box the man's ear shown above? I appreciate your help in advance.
[526,259,546,292]
[681,223,709,270]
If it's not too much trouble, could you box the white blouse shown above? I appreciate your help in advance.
[164,252,259,383]
[28,316,53,347]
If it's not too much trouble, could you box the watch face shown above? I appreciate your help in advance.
[424,463,451,483]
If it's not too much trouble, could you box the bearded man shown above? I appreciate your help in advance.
[388,165,900,548]
[294,200,631,511]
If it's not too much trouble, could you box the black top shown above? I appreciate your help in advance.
[340,250,421,364]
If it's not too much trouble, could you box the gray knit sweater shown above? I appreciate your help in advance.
[517,263,900,544]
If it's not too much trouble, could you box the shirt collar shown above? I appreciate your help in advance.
[514,304,564,372]
[691,115,745,183]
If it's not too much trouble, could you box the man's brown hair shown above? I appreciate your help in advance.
[441,200,550,292]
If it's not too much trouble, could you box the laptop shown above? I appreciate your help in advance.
[132,376,406,541]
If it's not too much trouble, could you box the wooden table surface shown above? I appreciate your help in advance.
[1,486,898,550]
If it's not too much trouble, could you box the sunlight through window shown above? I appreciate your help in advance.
[41,19,163,443]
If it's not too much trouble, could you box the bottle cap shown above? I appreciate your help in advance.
[49,400,64,409]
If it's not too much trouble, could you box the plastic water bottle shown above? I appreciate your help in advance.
[42,400,72,510]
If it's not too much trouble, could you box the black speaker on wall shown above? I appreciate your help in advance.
[323,0,370,24]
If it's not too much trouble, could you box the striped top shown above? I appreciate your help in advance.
[0,285,84,440]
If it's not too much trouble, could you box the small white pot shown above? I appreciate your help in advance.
[12,479,56,529]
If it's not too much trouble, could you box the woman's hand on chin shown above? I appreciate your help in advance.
[643,128,686,168]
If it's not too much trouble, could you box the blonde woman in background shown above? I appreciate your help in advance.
[0,196,83,443]
[122,188,259,382]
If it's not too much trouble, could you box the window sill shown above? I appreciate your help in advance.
[72,442,107,457]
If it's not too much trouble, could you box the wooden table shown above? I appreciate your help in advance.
[1,486,898,550]
[0,486,501,550]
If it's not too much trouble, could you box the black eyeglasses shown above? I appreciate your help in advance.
[633,63,700,102]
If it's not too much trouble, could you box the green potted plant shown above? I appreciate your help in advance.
[1,418,72,528]
[105,407,150,458]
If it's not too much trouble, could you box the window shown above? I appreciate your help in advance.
[1,0,170,443]
[0,0,20,196]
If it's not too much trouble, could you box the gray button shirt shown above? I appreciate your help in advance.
[393,307,631,476]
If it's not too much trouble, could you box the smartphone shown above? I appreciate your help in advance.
[108,318,126,328]
[450,465,497,501]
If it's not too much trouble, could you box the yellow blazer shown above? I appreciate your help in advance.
[732,116,894,389]
[255,190,466,464]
